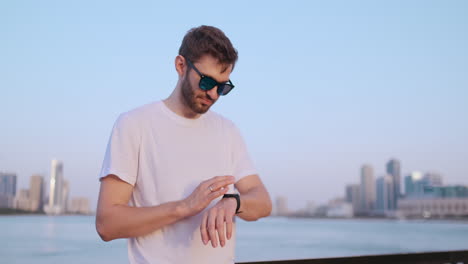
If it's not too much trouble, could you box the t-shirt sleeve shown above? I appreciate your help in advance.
[98,113,140,186]
[230,123,257,182]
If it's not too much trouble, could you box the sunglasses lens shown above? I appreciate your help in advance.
[199,76,234,96]
[199,77,217,91]
[218,84,234,96]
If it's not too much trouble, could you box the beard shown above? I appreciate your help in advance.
[181,74,216,114]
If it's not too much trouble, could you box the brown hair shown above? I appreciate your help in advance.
[178,25,238,73]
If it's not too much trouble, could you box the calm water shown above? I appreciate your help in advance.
[1,215,468,263]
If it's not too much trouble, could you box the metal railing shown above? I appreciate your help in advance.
[238,250,468,264]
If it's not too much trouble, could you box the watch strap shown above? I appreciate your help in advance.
[222,194,242,214]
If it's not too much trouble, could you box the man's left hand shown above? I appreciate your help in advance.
[200,197,237,248]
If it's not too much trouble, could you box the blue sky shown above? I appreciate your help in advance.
[1,0,467,210]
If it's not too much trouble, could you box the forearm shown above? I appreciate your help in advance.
[96,200,188,241]
[237,187,272,221]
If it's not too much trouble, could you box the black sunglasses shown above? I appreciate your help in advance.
[186,59,235,96]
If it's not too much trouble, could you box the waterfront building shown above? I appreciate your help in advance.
[345,184,361,214]
[0,172,17,208]
[405,171,449,198]
[386,159,401,208]
[14,189,30,211]
[376,175,395,213]
[423,172,443,187]
[62,180,70,213]
[44,159,64,215]
[29,174,44,212]
[424,185,468,198]
[360,164,375,214]
[398,198,468,218]
[404,171,424,197]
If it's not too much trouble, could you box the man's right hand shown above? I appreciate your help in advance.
[182,176,235,217]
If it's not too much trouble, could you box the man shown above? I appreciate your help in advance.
[95,25,272,264]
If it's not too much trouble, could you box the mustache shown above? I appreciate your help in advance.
[201,93,215,102]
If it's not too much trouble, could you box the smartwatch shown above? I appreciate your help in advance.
[222,193,242,214]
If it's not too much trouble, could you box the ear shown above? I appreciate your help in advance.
[175,55,187,78]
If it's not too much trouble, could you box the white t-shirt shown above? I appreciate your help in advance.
[99,101,257,264]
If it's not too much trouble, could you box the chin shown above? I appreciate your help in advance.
[194,105,210,114]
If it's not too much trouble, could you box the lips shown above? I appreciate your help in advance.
[198,97,213,105]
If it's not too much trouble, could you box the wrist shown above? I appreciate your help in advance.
[176,200,191,218]
[222,193,242,214]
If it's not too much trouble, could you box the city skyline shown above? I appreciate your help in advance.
[3,156,466,212]
[272,157,468,219]
[0,160,90,215]
[1,1,467,211]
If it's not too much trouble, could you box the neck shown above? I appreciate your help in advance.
[163,83,201,119]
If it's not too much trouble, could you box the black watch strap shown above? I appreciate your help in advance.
[222,194,242,214]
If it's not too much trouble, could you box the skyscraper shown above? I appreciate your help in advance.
[0,172,17,196]
[0,172,17,208]
[423,172,443,187]
[345,184,361,214]
[376,174,395,213]
[14,189,30,211]
[29,174,44,212]
[404,171,423,197]
[62,180,69,213]
[44,159,64,215]
[386,159,401,207]
[360,164,375,213]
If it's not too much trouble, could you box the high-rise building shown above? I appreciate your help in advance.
[29,175,44,212]
[405,171,424,197]
[376,175,395,213]
[345,184,361,214]
[0,172,17,208]
[275,196,289,216]
[386,159,401,207]
[360,164,375,213]
[44,159,64,215]
[62,180,69,213]
[14,189,30,211]
[0,172,17,196]
[423,172,443,187]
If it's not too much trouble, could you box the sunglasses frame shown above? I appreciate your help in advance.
[186,59,235,96]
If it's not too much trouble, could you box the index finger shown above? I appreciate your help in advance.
[206,176,235,186]
[209,179,235,192]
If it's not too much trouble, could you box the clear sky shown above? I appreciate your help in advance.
[1,0,467,210]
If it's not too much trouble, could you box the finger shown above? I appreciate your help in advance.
[209,179,235,192]
[207,209,218,248]
[200,212,209,245]
[226,213,233,240]
[205,175,235,187]
[207,186,229,201]
[216,210,226,247]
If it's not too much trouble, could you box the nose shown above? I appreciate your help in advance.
[206,86,219,101]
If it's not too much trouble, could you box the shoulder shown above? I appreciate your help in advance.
[114,101,161,129]
[122,101,161,119]
[205,110,238,131]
